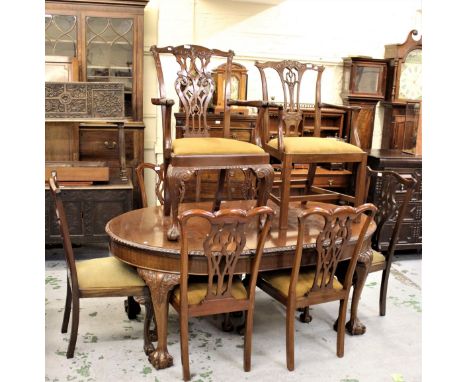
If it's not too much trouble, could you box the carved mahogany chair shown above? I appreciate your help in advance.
[256,203,376,371]
[170,206,274,381]
[353,167,417,318]
[136,162,165,207]
[255,60,368,230]
[48,173,154,358]
[150,44,274,241]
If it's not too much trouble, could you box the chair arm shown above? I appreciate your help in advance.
[151,98,175,106]
[319,102,361,112]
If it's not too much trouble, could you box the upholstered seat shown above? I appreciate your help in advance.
[259,269,343,298]
[76,257,146,291]
[371,250,386,266]
[173,137,265,155]
[267,137,364,155]
[172,279,248,305]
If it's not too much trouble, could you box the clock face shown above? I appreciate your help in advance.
[398,49,422,100]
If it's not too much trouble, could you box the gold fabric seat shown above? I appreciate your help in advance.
[173,137,265,155]
[172,279,248,305]
[76,257,146,291]
[260,269,343,298]
[267,137,364,155]
[371,250,386,266]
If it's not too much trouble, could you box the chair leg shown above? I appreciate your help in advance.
[163,158,171,216]
[243,309,254,372]
[61,280,72,334]
[301,164,317,207]
[180,313,190,381]
[143,297,156,356]
[354,156,367,206]
[285,303,296,371]
[66,295,80,359]
[299,306,312,323]
[279,159,293,231]
[379,267,391,316]
[336,299,347,358]
[213,169,226,211]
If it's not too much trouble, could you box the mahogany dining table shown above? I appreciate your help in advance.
[105,199,376,370]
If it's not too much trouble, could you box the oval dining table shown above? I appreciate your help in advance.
[106,199,376,370]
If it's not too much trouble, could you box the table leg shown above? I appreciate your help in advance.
[345,248,373,335]
[138,269,180,369]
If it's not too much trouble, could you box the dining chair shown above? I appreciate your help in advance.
[170,206,274,381]
[256,203,376,371]
[135,162,165,207]
[48,172,154,358]
[150,44,274,241]
[255,59,368,231]
[357,167,417,317]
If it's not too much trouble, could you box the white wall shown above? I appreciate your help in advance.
[142,0,422,204]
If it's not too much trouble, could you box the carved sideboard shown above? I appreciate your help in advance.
[367,149,422,252]
[45,180,133,245]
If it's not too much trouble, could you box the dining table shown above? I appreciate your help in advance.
[105,199,376,370]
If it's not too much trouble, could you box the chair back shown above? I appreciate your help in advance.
[135,162,165,207]
[255,60,325,143]
[150,44,235,138]
[177,206,274,310]
[366,167,417,254]
[290,204,377,297]
[48,172,79,293]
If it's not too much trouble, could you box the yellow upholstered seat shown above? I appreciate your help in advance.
[260,269,343,298]
[371,250,386,265]
[172,279,248,305]
[172,137,265,155]
[267,137,364,155]
[76,257,146,291]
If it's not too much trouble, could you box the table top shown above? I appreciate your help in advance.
[106,200,375,275]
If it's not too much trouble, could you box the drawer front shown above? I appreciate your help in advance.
[79,129,135,162]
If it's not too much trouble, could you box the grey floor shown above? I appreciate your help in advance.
[45,244,421,382]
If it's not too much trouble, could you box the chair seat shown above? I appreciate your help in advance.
[172,137,265,155]
[372,250,386,265]
[76,257,146,291]
[267,137,364,155]
[172,279,247,305]
[259,269,343,298]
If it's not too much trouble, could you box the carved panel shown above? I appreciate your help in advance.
[45,82,124,119]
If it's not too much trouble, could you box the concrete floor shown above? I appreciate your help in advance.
[45,244,421,382]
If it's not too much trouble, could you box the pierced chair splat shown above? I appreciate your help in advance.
[255,60,368,231]
[150,44,274,241]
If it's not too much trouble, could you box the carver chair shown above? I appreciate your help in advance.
[255,60,368,231]
[136,162,165,207]
[170,206,274,381]
[150,44,274,241]
[48,173,154,358]
[257,203,376,371]
[354,167,417,318]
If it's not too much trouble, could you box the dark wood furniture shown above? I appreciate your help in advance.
[359,167,416,317]
[257,204,376,371]
[255,59,368,230]
[150,44,273,241]
[45,0,147,206]
[366,149,422,252]
[105,199,376,370]
[45,179,133,245]
[135,162,165,207]
[48,173,152,359]
[381,30,422,151]
[171,206,274,381]
[341,56,389,150]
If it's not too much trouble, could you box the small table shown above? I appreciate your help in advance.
[106,200,375,369]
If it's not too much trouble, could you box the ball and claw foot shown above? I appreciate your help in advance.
[167,225,180,241]
[144,343,156,356]
[333,318,367,335]
[148,350,174,369]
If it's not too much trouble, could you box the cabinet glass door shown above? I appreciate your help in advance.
[45,14,77,57]
[86,17,134,117]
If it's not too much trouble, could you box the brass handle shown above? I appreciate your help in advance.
[328,179,334,187]
[104,140,117,149]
